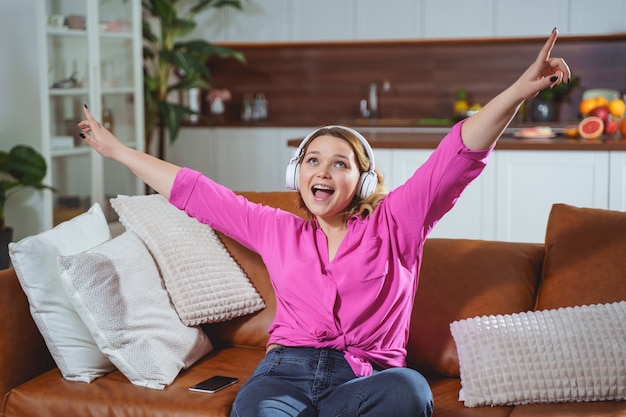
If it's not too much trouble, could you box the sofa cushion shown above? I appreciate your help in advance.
[450,301,626,407]
[8,204,115,382]
[58,231,213,390]
[2,347,265,417]
[537,204,626,310]
[110,194,265,326]
[408,238,544,377]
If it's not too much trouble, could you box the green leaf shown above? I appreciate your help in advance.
[189,0,242,15]
[151,0,178,27]
[7,145,47,183]
[0,151,8,173]
[143,0,247,153]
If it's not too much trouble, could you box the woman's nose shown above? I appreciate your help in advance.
[315,165,331,178]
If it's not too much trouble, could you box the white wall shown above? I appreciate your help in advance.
[0,0,47,241]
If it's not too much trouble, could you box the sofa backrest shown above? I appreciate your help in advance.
[204,191,547,378]
[203,191,307,349]
[409,238,544,377]
[537,204,626,310]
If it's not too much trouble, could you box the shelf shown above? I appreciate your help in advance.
[40,0,144,232]
[46,27,87,37]
[49,88,89,96]
[51,146,91,158]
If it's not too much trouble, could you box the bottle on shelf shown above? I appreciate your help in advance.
[102,99,114,134]
[252,93,268,121]
[241,93,253,121]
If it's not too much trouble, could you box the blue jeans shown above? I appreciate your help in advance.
[230,347,433,417]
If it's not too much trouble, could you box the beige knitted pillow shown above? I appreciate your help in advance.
[110,194,265,326]
[450,301,626,407]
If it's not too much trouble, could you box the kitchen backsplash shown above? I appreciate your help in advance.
[203,34,626,127]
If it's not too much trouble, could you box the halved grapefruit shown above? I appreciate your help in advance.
[578,117,604,139]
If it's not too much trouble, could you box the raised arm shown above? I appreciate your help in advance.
[461,28,571,150]
[77,105,180,198]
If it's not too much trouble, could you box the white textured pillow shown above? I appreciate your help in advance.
[8,204,115,382]
[450,301,626,407]
[58,232,213,390]
[110,194,265,326]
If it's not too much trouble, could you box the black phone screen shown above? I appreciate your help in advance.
[189,375,239,393]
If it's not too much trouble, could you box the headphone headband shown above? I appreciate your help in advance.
[285,125,378,199]
[289,125,376,171]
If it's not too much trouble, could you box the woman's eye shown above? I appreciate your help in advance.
[334,161,347,168]
[306,157,318,165]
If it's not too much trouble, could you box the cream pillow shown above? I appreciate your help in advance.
[58,231,213,390]
[110,194,265,326]
[450,301,626,407]
[8,204,115,382]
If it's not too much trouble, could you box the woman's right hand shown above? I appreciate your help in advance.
[77,104,181,198]
[77,104,126,160]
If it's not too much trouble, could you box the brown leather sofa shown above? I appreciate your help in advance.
[1,192,625,417]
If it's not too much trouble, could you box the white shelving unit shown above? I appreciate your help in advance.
[37,0,144,227]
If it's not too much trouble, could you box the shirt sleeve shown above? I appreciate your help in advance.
[385,119,493,239]
[168,168,290,253]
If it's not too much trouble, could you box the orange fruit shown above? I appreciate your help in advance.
[563,125,579,138]
[608,98,626,117]
[579,98,597,115]
[595,96,610,108]
[578,116,604,139]
[620,118,626,137]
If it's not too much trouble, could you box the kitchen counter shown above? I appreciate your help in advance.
[287,128,626,151]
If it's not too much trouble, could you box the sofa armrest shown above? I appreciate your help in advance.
[0,268,55,399]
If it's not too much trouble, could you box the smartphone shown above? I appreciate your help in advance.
[189,375,239,393]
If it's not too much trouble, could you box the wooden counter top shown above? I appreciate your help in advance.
[287,130,626,151]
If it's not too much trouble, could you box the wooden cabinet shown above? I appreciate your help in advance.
[37,0,144,227]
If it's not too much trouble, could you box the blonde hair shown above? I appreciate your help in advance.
[296,127,387,221]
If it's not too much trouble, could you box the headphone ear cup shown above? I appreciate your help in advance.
[358,171,378,199]
[285,160,300,191]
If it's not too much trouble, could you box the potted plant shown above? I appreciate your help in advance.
[142,0,247,160]
[530,75,581,122]
[0,145,55,269]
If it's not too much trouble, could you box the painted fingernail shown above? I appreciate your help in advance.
[79,133,86,139]
[84,104,88,109]
[567,76,571,84]
[550,75,558,82]
[552,27,557,33]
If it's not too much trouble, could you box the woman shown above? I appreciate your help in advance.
[78,29,570,417]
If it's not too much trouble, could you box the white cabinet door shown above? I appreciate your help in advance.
[495,0,568,37]
[167,128,219,180]
[609,151,626,211]
[226,0,290,42]
[495,151,610,243]
[423,0,494,39]
[381,149,496,240]
[291,0,355,41]
[355,0,422,40]
[569,0,626,35]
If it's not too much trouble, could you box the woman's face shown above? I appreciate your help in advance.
[298,135,361,224]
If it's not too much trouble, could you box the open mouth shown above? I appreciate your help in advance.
[311,184,335,199]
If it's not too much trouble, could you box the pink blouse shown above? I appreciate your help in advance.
[169,120,492,377]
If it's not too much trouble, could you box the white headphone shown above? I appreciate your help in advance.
[285,125,378,199]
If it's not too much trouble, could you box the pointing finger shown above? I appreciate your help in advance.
[536,28,558,63]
